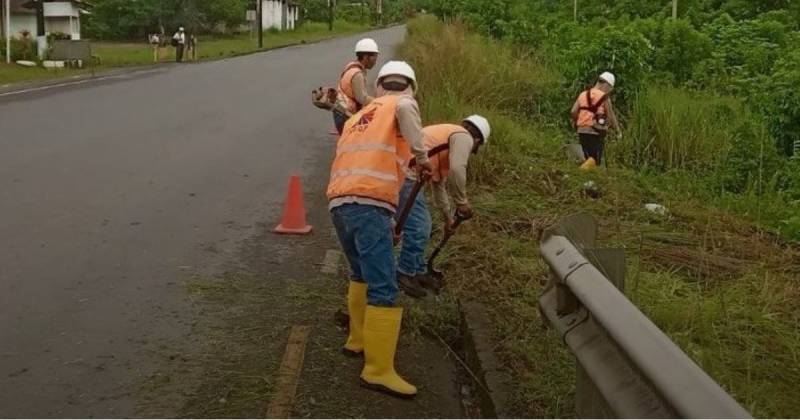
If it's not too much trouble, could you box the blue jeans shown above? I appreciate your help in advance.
[333,111,348,135]
[331,204,398,306]
[396,179,432,276]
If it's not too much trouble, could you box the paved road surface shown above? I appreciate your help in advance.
[0,26,409,417]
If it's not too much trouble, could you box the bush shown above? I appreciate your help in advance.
[650,19,713,85]
[0,37,38,61]
[761,49,800,156]
[559,24,653,113]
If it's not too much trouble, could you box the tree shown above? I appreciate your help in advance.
[84,0,249,40]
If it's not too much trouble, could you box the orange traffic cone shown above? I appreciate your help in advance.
[274,174,313,235]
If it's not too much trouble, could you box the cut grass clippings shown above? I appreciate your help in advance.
[400,16,800,418]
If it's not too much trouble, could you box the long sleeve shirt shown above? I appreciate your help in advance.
[350,71,374,108]
[430,132,472,220]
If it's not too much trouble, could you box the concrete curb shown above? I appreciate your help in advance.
[459,300,513,418]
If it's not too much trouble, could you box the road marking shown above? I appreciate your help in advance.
[0,69,163,98]
[265,325,311,419]
[320,249,341,275]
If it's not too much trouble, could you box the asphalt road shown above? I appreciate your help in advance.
[0,26,406,417]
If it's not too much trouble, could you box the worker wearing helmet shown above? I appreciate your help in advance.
[333,38,380,134]
[570,71,620,165]
[396,116,491,297]
[328,61,433,399]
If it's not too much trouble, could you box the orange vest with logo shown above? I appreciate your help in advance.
[576,87,608,129]
[327,95,411,207]
[337,61,365,114]
[419,124,469,182]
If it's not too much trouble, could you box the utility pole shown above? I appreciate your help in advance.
[672,0,678,19]
[257,0,262,48]
[34,0,46,59]
[376,0,382,25]
[5,0,10,64]
[573,0,578,22]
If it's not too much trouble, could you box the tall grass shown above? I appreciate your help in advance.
[400,16,800,418]
[620,87,742,171]
[400,16,560,120]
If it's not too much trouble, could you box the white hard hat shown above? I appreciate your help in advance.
[179,27,184,31]
[463,115,491,144]
[377,61,416,91]
[599,71,616,87]
[355,38,380,54]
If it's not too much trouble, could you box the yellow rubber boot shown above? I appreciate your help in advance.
[580,157,597,171]
[343,281,367,357]
[360,306,418,398]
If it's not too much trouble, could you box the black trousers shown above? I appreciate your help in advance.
[579,132,604,164]
[176,44,184,62]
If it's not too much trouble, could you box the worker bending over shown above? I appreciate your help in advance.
[397,116,491,297]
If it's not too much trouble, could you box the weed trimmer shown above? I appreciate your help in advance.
[426,209,471,282]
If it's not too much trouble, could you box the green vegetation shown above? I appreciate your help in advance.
[399,15,800,418]
[0,21,366,86]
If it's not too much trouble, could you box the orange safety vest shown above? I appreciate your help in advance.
[576,87,608,129]
[414,124,470,182]
[337,61,365,115]
[327,95,411,207]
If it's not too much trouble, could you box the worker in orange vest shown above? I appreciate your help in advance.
[333,38,380,134]
[396,116,491,297]
[570,71,620,165]
[328,61,433,399]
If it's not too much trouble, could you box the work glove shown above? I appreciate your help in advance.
[456,204,474,221]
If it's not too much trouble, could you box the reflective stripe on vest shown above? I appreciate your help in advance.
[576,87,607,129]
[337,61,365,114]
[420,124,468,182]
[327,95,411,207]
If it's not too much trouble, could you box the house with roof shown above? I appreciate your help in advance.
[2,0,91,40]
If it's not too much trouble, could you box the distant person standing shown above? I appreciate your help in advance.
[172,27,186,63]
[570,71,620,166]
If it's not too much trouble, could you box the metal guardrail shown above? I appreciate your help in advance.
[538,212,751,419]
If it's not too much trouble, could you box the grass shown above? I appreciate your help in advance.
[0,21,367,86]
[400,16,800,418]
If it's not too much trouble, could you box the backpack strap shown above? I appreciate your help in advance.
[578,89,609,113]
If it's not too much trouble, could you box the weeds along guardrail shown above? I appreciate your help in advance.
[538,212,751,419]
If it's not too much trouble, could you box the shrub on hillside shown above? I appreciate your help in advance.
[559,24,652,113]
[620,87,743,171]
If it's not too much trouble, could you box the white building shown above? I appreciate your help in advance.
[3,0,90,40]
[261,0,299,31]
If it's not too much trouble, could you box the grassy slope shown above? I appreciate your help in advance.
[0,21,366,86]
[400,16,800,418]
